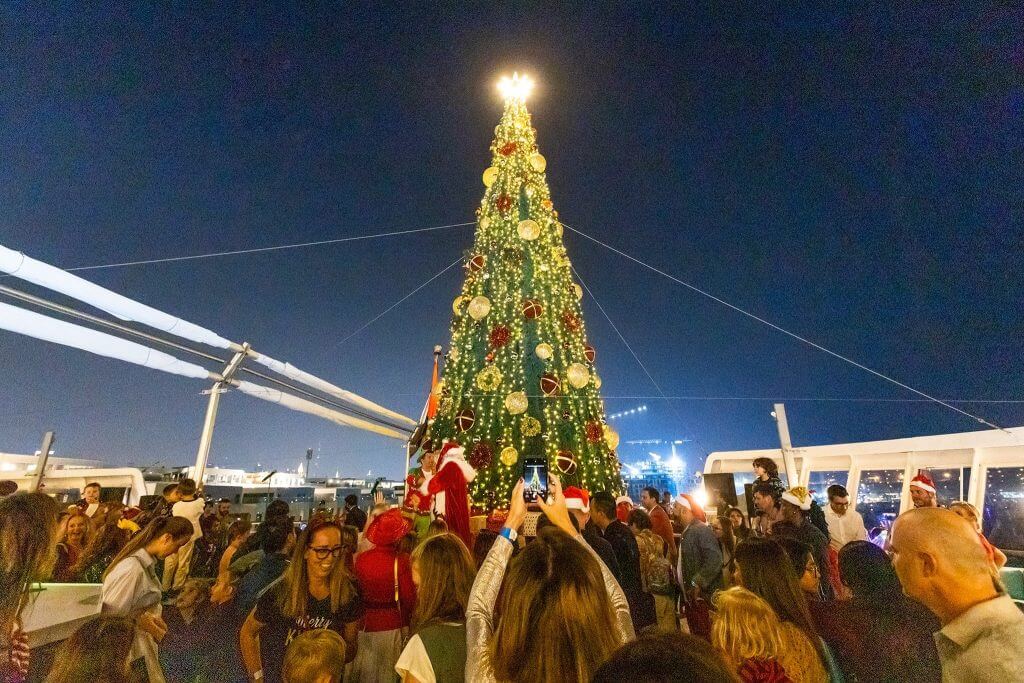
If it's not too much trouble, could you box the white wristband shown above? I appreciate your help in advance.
[253,671,263,681]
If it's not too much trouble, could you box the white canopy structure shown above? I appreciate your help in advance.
[0,243,416,428]
[0,302,215,380]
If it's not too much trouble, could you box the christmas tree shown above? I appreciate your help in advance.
[429,74,623,510]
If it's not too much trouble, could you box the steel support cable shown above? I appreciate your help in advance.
[562,223,1010,434]
[570,264,713,458]
[0,284,413,434]
[328,254,466,350]
[62,222,475,272]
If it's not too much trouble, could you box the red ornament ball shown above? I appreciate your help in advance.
[467,254,486,273]
[498,141,518,156]
[469,442,494,470]
[495,194,513,213]
[562,311,581,332]
[489,325,511,349]
[522,299,543,320]
[540,373,560,397]
[585,421,603,443]
[555,450,577,476]
[455,408,476,432]
[584,344,596,364]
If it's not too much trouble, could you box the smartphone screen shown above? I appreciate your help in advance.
[523,458,549,504]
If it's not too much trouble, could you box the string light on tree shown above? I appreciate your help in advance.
[429,73,625,510]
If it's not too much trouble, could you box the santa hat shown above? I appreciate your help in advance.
[674,493,707,523]
[365,508,413,547]
[781,486,812,511]
[615,495,633,507]
[564,486,590,513]
[438,441,464,463]
[910,473,936,494]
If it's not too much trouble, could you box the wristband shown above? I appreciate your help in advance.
[499,527,518,544]
[253,671,263,681]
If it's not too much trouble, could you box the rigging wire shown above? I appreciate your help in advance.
[329,254,465,350]
[0,284,413,434]
[570,264,712,457]
[562,222,1010,434]
[62,221,475,272]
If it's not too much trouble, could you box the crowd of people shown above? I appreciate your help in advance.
[1,455,1022,682]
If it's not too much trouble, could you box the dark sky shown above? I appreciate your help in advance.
[2,5,1022,480]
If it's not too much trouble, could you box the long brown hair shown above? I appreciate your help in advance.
[72,522,131,578]
[0,492,60,631]
[733,537,819,645]
[44,614,138,683]
[279,520,356,619]
[410,533,475,630]
[489,526,622,683]
[102,515,193,580]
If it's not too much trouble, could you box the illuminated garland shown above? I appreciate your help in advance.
[429,94,625,511]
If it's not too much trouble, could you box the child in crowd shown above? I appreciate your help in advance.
[282,629,347,683]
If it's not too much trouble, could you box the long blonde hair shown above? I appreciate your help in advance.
[57,509,92,548]
[489,526,622,683]
[712,587,827,682]
[279,520,356,619]
[712,587,785,665]
[411,533,475,630]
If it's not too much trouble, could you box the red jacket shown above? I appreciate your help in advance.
[422,457,475,547]
[353,546,416,632]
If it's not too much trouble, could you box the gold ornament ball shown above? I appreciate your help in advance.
[500,446,519,467]
[572,283,583,300]
[468,295,491,320]
[603,425,620,450]
[530,153,547,172]
[452,295,466,316]
[482,166,498,187]
[593,373,602,389]
[517,219,540,241]
[567,363,590,389]
[535,342,554,360]
[504,391,528,415]
[480,216,491,229]
[521,415,542,437]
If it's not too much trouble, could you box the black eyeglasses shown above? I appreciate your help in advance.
[309,545,343,560]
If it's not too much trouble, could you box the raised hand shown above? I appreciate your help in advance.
[505,479,527,532]
[537,473,575,537]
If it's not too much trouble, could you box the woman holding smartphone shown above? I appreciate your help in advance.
[466,473,635,682]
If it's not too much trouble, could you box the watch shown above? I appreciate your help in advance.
[499,527,518,544]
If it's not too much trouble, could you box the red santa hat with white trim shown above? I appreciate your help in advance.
[910,472,936,494]
[564,486,590,513]
[674,493,707,523]
[615,495,633,507]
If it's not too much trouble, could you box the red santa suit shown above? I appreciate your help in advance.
[420,442,477,546]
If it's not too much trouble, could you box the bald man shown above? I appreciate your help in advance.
[890,508,1024,682]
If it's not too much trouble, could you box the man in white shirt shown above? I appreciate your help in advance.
[891,508,1024,682]
[823,484,867,551]
[161,478,205,592]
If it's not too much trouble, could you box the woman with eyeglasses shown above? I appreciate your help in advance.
[240,518,363,683]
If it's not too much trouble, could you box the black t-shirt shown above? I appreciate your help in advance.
[255,583,363,682]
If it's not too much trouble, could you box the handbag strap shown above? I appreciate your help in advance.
[394,556,400,610]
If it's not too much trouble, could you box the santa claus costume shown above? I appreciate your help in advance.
[419,442,477,547]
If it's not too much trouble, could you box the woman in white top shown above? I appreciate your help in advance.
[100,515,193,683]
[394,532,476,683]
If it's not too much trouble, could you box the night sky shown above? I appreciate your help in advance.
[2,5,1022,480]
